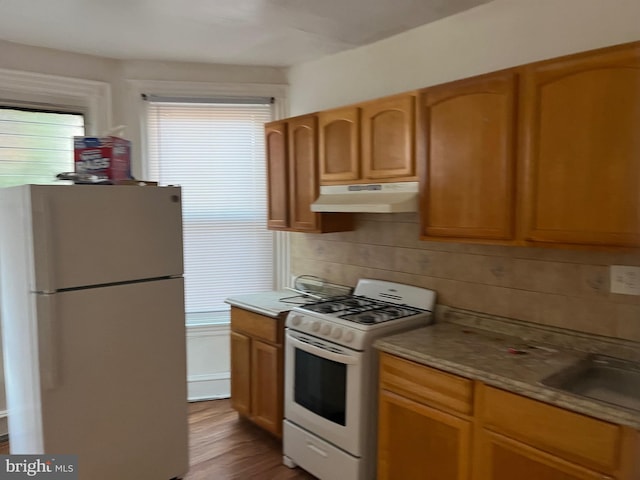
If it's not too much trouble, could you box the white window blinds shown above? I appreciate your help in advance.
[146,100,274,324]
[0,107,84,187]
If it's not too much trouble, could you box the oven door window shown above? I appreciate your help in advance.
[294,348,347,426]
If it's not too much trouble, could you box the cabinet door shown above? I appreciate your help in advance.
[230,331,251,417]
[361,94,416,180]
[421,71,518,241]
[251,340,283,437]
[265,121,289,230]
[288,115,320,231]
[318,106,360,183]
[378,390,471,480]
[521,43,640,247]
[474,429,612,480]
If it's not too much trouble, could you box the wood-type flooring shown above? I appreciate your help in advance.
[0,399,316,479]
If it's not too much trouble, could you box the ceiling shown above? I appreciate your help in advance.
[0,0,492,67]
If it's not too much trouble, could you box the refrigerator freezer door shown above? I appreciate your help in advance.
[30,277,189,479]
[29,185,183,292]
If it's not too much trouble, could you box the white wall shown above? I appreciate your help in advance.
[0,40,119,84]
[0,39,288,176]
[287,0,640,114]
[186,324,231,401]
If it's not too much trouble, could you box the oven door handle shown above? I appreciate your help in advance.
[286,332,359,365]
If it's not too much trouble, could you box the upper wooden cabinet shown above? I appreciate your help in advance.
[361,93,417,181]
[318,94,417,185]
[270,40,640,249]
[265,121,289,230]
[416,41,640,249]
[521,42,640,248]
[419,71,518,242]
[265,116,353,233]
[318,106,360,183]
[288,115,319,231]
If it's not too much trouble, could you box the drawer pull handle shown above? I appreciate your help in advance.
[306,442,328,458]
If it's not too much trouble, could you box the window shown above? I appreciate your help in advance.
[0,68,110,187]
[146,99,274,325]
[0,107,85,187]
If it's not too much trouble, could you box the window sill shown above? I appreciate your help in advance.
[186,310,230,327]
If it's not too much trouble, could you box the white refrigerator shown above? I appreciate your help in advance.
[0,184,189,480]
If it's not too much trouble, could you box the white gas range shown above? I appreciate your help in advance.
[283,279,436,480]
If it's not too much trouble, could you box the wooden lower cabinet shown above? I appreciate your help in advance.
[229,331,251,416]
[377,353,639,480]
[230,307,284,437]
[250,340,281,434]
[378,390,471,480]
[475,429,612,480]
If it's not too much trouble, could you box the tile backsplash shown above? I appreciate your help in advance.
[290,213,640,342]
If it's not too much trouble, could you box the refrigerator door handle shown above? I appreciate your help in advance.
[32,193,56,293]
[39,294,60,390]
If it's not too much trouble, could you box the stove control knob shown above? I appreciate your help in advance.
[331,327,343,340]
[311,321,321,332]
[344,331,355,343]
[290,315,302,327]
[321,324,331,336]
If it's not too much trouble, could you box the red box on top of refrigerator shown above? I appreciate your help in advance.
[74,136,132,182]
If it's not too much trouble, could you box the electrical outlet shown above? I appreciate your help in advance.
[610,265,640,295]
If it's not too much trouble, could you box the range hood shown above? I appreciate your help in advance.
[311,182,419,213]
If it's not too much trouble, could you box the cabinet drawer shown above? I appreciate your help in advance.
[230,307,282,344]
[480,385,621,473]
[379,353,473,415]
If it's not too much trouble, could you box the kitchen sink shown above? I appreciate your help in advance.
[540,354,640,412]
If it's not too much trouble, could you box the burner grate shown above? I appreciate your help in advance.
[301,295,424,324]
[339,305,423,325]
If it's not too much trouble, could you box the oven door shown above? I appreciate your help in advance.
[284,329,365,456]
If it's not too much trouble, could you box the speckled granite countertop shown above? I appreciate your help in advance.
[375,307,640,430]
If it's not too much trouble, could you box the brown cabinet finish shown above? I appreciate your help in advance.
[474,384,638,480]
[379,353,639,480]
[476,430,613,480]
[320,98,416,185]
[378,390,471,480]
[361,93,417,180]
[230,307,284,437]
[229,331,251,417]
[318,106,360,183]
[266,116,353,233]
[250,340,282,435]
[479,384,620,473]
[288,115,321,231]
[378,353,472,480]
[379,351,473,415]
[420,71,518,241]
[265,121,289,230]
[521,42,640,247]
[269,40,640,249]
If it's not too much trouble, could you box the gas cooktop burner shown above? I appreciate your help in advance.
[301,295,424,324]
[341,305,423,324]
[303,296,375,314]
